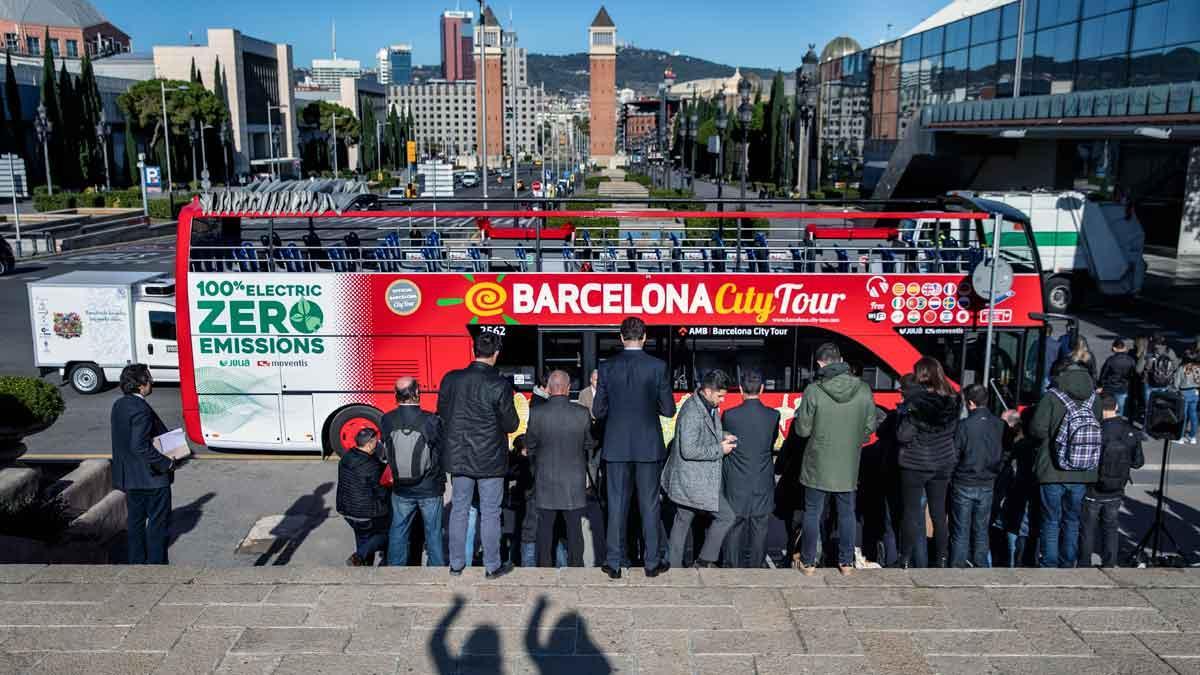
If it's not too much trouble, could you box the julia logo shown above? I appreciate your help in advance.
[866,276,889,298]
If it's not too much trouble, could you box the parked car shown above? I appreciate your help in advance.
[386,187,407,198]
[461,172,479,187]
[0,237,13,275]
[500,169,513,179]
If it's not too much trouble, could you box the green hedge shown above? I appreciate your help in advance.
[625,172,653,188]
[583,176,610,190]
[33,189,197,218]
[683,216,769,242]
[0,376,64,428]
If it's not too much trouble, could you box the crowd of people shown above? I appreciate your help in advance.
[328,319,1200,575]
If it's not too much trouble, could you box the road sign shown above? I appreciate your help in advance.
[406,141,417,164]
[418,160,454,197]
[144,166,162,193]
[531,181,542,192]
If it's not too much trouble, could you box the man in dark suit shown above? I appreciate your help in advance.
[110,364,175,564]
[593,317,676,579]
[720,369,780,568]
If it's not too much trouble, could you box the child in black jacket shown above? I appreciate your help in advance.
[1079,393,1144,567]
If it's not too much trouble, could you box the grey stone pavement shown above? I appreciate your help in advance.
[2,566,1200,674]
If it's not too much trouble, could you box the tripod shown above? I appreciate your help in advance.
[1128,438,1188,567]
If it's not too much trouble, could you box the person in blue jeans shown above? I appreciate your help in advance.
[1031,362,1101,567]
[380,378,447,567]
[1174,351,1200,444]
[949,385,1006,568]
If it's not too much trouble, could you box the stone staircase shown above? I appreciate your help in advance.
[0,459,127,563]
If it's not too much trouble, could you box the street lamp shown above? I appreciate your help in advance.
[737,76,753,270]
[329,111,339,176]
[688,105,698,190]
[34,103,52,195]
[218,122,231,185]
[267,103,287,179]
[95,109,111,191]
[159,81,189,197]
[198,120,213,190]
[188,118,200,185]
[660,68,674,191]
[715,106,727,202]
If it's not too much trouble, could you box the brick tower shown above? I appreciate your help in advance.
[475,6,503,165]
[588,6,617,167]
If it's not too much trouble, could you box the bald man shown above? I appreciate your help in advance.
[380,377,446,566]
[526,370,595,566]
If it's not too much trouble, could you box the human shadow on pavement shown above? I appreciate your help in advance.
[254,482,332,566]
[427,593,612,675]
[169,491,215,547]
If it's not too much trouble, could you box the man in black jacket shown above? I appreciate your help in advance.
[337,428,390,566]
[593,317,677,579]
[949,385,1005,568]
[720,370,779,568]
[438,331,520,578]
[111,364,175,565]
[381,377,445,567]
[527,370,595,566]
[1079,393,1144,567]
[1099,338,1136,416]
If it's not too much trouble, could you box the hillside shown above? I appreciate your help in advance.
[530,47,778,96]
[411,48,779,96]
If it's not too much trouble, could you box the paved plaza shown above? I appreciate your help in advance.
[1,566,1200,674]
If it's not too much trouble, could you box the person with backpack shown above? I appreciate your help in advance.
[1137,335,1179,429]
[381,377,446,567]
[1031,361,1102,568]
[896,357,962,568]
[1079,393,1143,567]
[1175,349,1200,444]
[949,384,1005,568]
[1099,338,1136,416]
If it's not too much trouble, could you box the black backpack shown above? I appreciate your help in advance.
[386,422,433,487]
[1148,352,1175,387]
[1096,429,1135,493]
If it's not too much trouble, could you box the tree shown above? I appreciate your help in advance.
[40,28,63,187]
[118,79,226,188]
[124,115,139,185]
[764,71,785,186]
[77,54,104,186]
[5,52,20,156]
[56,62,81,187]
[300,100,358,173]
[189,57,199,84]
[360,100,378,172]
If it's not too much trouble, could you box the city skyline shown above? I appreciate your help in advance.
[100,0,945,72]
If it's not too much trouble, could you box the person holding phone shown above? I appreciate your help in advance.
[661,369,737,568]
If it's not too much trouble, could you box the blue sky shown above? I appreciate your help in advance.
[99,0,946,70]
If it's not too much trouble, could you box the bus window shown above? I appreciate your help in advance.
[540,330,584,392]
[468,325,537,391]
[669,328,795,393]
[795,328,900,392]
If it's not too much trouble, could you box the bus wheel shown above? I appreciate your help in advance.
[326,406,382,458]
[69,363,105,395]
[1045,277,1072,313]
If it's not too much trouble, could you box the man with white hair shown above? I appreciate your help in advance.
[526,370,596,566]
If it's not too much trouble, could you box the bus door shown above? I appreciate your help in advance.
[538,326,673,397]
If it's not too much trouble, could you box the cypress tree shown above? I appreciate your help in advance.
[77,54,103,185]
[57,62,80,188]
[40,28,63,188]
[5,52,20,159]
[124,118,139,186]
[190,57,198,83]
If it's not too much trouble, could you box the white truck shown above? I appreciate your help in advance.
[29,271,179,394]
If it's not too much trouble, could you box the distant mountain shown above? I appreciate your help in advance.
[530,47,778,96]
[410,48,780,97]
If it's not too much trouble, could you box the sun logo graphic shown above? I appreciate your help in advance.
[866,276,889,299]
[436,274,520,325]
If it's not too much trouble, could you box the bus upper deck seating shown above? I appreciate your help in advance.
[710,234,727,273]
[669,233,682,273]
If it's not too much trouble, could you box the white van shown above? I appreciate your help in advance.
[29,271,178,394]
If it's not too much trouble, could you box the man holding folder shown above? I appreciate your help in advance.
[111,364,179,564]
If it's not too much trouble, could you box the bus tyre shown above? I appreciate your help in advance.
[326,405,382,458]
[69,363,105,395]
[1045,277,1072,313]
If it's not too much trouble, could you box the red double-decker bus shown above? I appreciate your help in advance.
[176,191,1048,453]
